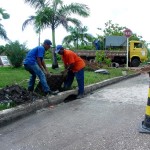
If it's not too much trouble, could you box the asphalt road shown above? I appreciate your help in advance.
[0,74,150,150]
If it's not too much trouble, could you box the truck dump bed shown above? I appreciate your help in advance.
[74,50,126,59]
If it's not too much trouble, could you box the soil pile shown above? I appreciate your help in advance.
[84,60,102,71]
[0,85,41,104]
[35,71,67,95]
[0,72,67,104]
[140,65,150,73]
[130,65,150,73]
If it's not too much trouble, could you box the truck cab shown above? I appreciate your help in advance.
[129,41,148,67]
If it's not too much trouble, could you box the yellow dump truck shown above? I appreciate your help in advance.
[75,39,148,67]
[129,40,148,67]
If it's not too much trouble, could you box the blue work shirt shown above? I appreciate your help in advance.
[24,46,45,65]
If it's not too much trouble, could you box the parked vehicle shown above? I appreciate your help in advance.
[74,36,148,67]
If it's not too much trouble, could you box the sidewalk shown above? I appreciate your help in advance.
[0,73,140,126]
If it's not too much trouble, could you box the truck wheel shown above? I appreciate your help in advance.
[131,58,140,67]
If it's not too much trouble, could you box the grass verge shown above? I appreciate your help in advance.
[0,65,135,110]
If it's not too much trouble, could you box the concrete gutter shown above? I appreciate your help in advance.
[0,73,140,126]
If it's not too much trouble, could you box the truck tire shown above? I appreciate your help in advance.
[131,58,140,67]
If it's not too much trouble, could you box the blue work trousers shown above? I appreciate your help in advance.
[64,68,84,95]
[24,64,50,93]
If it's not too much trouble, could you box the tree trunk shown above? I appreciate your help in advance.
[52,48,59,69]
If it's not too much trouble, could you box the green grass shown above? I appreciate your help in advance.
[72,68,133,88]
[0,67,29,88]
[0,66,64,88]
[0,66,134,89]
[85,68,122,85]
[0,101,16,111]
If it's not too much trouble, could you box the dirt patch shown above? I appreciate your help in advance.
[139,65,150,73]
[130,65,150,73]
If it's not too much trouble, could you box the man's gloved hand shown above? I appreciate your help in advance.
[45,71,51,78]
[61,69,68,78]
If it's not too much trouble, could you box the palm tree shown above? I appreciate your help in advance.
[62,26,94,49]
[0,8,10,41]
[23,0,90,68]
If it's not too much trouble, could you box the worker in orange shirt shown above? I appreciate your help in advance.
[55,45,85,99]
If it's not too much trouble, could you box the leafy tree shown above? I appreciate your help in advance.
[102,20,126,36]
[62,26,94,49]
[0,8,10,40]
[23,0,90,68]
[97,20,144,47]
[0,45,5,55]
[5,41,27,68]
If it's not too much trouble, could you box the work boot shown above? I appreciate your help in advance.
[45,91,58,96]
[51,90,59,95]
[44,92,50,97]
[76,94,84,99]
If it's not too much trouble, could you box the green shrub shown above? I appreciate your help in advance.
[45,50,61,62]
[95,51,112,67]
[95,51,105,62]
[5,41,27,68]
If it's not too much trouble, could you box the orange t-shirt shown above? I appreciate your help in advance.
[62,49,85,72]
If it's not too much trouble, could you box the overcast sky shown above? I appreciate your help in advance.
[0,0,150,48]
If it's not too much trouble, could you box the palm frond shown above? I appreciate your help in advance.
[0,8,10,19]
[22,16,36,30]
[61,3,90,17]
[0,24,9,40]
[24,0,48,9]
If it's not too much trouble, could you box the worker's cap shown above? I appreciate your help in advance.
[43,39,52,45]
[55,45,63,53]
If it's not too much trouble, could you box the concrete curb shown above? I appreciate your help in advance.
[0,73,140,126]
